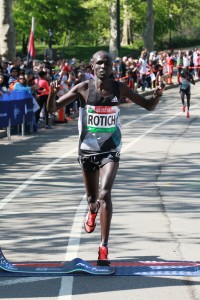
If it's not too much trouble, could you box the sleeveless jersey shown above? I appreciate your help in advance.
[180,71,191,91]
[78,79,121,156]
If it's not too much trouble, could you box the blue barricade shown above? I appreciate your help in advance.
[0,91,33,127]
[0,95,10,127]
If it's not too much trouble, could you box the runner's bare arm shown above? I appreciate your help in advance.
[189,74,195,85]
[118,81,165,111]
[47,81,89,112]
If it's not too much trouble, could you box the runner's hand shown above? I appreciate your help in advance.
[153,83,165,98]
[50,80,60,94]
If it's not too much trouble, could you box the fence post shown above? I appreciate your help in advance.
[7,118,11,140]
[22,115,25,136]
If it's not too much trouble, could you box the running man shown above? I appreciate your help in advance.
[179,67,195,118]
[47,50,165,266]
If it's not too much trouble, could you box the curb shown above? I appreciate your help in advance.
[0,130,7,139]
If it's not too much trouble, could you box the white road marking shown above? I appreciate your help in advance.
[0,276,58,287]
[0,149,77,211]
[122,103,199,153]
[58,195,87,300]
[123,101,178,127]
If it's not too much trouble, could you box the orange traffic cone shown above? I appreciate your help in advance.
[129,77,134,90]
[57,107,65,122]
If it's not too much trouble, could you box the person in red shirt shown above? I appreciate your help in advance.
[35,70,50,128]
[166,52,175,84]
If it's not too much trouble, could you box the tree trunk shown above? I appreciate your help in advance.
[143,0,154,53]
[121,1,133,45]
[109,0,118,60]
[0,0,16,60]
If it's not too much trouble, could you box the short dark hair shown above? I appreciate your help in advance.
[25,69,34,75]
[10,67,19,73]
[38,70,47,78]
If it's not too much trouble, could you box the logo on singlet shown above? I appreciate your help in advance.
[111,96,119,103]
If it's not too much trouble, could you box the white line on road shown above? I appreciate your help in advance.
[122,103,199,153]
[123,100,178,127]
[58,195,87,300]
[0,149,77,211]
[0,276,58,287]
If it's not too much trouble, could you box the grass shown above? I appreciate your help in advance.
[17,44,142,63]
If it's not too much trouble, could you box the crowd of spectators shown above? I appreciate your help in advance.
[0,47,199,132]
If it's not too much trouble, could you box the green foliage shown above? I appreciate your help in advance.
[13,0,88,45]
[13,0,200,55]
[16,44,142,62]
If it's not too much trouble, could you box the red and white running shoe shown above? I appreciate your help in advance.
[84,201,100,233]
[97,245,110,266]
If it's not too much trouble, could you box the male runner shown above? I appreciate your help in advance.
[179,67,195,118]
[47,50,165,266]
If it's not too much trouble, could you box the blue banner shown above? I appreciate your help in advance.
[0,96,10,127]
[0,91,33,127]
[25,96,34,123]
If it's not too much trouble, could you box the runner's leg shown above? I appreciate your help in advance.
[181,91,185,106]
[82,168,99,212]
[99,161,119,245]
[186,94,190,111]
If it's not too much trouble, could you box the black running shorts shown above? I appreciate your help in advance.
[78,152,120,171]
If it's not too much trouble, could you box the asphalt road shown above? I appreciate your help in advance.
[0,82,200,300]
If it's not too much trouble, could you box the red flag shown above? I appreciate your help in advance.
[27,17,36,67]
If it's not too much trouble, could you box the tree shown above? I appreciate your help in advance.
[143,0,154,52]
[13,0,88,47]
[0,0,16,60]
[82,0,110,46]
[121,0,133,45]
[109,0,118,59]
[10,0,200,58]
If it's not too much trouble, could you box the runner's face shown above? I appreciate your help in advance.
[93,54,112,80]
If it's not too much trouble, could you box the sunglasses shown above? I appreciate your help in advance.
[19,77,25,80]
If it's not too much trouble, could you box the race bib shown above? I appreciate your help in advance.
[87,105,118,133]
[181,78,190,90]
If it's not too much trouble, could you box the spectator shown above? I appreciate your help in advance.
[0,73,9,96]
[193,50,200,78]
[14,74,32,93]
[183,51,190,69]
[166,52,175,84]
[85,66,94,80]
[8,67,19,90]
[138,50,148,91]
[35,70,50,129]
[10,57,22,74]
[176,50,183,83]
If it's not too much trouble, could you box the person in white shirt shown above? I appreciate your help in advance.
[138,50,148,91]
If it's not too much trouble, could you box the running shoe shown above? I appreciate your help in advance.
[97,245,110,266]
[45,125,52,129]
[65,116,73,121]
[187,111,190,118]
[84,201,100,233]
[182,105,186,112]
